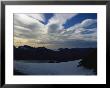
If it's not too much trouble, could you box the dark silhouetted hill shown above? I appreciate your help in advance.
[14,45,97,73]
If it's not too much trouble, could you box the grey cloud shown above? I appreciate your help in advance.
[61,39,97,48]
[48,23,60,33]
[14,14,97,48]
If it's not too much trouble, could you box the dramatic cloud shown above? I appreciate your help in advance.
[48,13,77,25]
[47,13,77,33]
[14,13,97,48]
[26,14,45,22]
[14,14,47,39]
[62,19,97,41]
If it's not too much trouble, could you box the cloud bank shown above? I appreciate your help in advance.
[14,13,97,49]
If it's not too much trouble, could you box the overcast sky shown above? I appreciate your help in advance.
[14,13,97,49]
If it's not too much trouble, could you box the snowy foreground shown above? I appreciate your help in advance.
[14,60,95,75]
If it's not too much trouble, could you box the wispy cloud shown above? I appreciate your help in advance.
[14,13,97,48]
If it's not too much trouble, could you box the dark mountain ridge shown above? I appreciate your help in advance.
[14,45,97,73]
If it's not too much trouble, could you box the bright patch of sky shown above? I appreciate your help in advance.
[14,13,97,49]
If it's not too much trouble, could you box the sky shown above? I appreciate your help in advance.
[14,13,97,49]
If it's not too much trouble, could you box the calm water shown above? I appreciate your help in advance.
[14,59,95,75]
